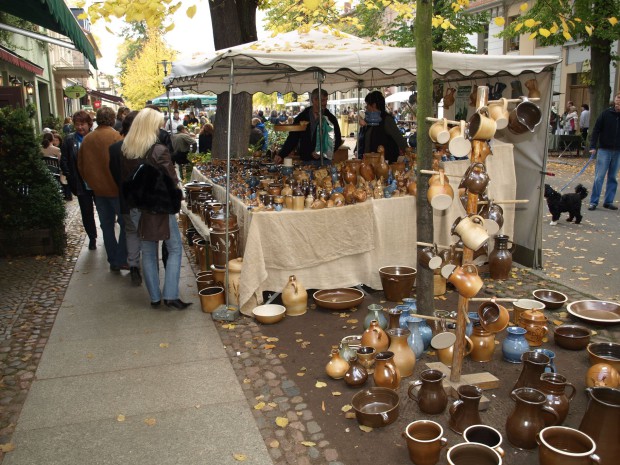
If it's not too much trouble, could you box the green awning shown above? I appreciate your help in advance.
[1,0,97,68]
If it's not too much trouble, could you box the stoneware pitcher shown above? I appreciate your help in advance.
[459,162,490,194]
[579,386,620,465]
[514,351,555,391]
[451,215,489,251]
[281,275,307,316]
[539,372,576,425]
[449,384,483,434]
[441,263,484,298]
[373,351,401,390]
[506,387,559,449]
[408,369,448,415]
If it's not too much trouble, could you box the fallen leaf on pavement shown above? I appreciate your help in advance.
[144,418,157,426]
[0,443,15,453]
[275,417,289,428]
[159,343,169,348]
[341,404,352,412]
[359,425,373,432]
[332,391,342,396]
[254,402,265,410]
[269,440,280,448]
[315,381,327,388]
[301,441,316,447]
[233,453,247,461]
[117,414,126,422]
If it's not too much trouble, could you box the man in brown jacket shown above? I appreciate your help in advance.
[78,107,127,271]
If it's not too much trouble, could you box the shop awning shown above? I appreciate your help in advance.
[0,45,44,75]
[1,0,97,68]
[88,89,124,104]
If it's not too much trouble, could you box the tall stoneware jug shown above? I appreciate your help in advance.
[449,385,483,434]
[408,369,448,415]
[470,325,495,362]
[506,387,559,449]
[579,387,620,465]
[387,328,416,378]
[281,275,307,316]
[539,372,576,426]
[373,351,401,390]
[488,235,514,280]
[227,257,243,307]
[362,320,389,352]
[513,351,554,391]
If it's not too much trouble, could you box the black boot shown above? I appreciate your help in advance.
[130,267,142,286]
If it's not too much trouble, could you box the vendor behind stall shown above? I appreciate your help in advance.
[274,88,343,165]
[172,125,197,178]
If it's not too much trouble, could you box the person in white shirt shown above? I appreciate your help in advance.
[580,104,590,142]
[165,110,182,134]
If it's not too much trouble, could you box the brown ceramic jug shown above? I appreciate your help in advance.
[441,264,484,298]
[539,372,576,426]
[408,369,448,415]
[448,385,483,434]
[359,158,375,182]
[469,325,496,362]
[519,309,549,347]
[344,356,368,387]
[579,387,620,465]
[506,387,559,449]
[459,162,490,194]
[387,328,416,378]
[514,351,555,391]
[373,351,401,390]
[362,320,389,352]
[325,348,349,379]
[488,235,514,280]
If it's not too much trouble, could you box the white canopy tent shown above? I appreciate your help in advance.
[386,91,415,103]
[166,28,561,268]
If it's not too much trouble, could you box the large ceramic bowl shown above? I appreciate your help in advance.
[252,304,286,324]
[313,288,365,310]
[567,300,620,324]
[587,342,620,371]
[351,387,400,428]
[379,266,417,302]
[533,289,568,310]
[553,325,591,350]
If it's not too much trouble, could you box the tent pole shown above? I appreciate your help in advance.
[315,71,325,166]
[224,59,235,310]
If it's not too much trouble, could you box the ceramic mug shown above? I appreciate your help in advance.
[403,420,448,465]
[459,162,490,195]
[451,215,489,251]
[463,425,505,458]
[537,426,600,465]
[441,264,484,298]
[508,96,542,134]
[419,244,443,271]
[431,331,474,367]
[427,170,454,210]
[477,300,510,333]
[447,443,502,465]
[488,98,509,130]
[429,118,450,144]
[449,120,472,157]
[468,107,497,141]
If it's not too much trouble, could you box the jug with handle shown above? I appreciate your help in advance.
[451,215,489,251]
[506,387,559,449]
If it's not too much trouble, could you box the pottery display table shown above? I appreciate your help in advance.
[188,143,516,316]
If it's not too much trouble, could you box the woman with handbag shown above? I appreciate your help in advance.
[121,108,191,309]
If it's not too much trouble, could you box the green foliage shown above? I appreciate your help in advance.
[42,115,61,131]
[0,106,66,253]
[0,13,39,49]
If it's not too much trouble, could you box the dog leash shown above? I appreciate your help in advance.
[558,152,596,192]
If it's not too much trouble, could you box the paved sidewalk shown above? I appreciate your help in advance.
[2,221,271,464]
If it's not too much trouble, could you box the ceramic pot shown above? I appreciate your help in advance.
[419,244,443,271]
[325,348,350,379]
[408,369,448,415]
[488,98,510,130]
[449,385,483,434]
[431,331,473,367]
[508,97,542,134]
[470,325,496,362]
[579,387,620,465]
[488,235,514,280]
[227,257,243,307]
[513,298,545,325]
[352,387,399,428]
[198,286,225,313]
[387,328,416,378]
[539,372,576,425]
[585,363,619,388]
[364,303,388,330]
[519,309,549,347]
[196,273,215,292]
[463,425,505,458]
[477,299,510,333]
[480,201,504,235]
[403,420,448,465]
[537,426,600,465]
[356,346,376,374]
[514,351,555,390]
[502,326,530,363]
[379,266,417,302]
[281,275,307,316]
[373,351,401,390]
[447,443,502,465]
[506,387,559,449]
[451,215,489,251]
[340,335,362,362]
[459,163,490,195]
[344,356,368,387]
[441,264,483,298]
[362,320,389,352]
[468,107,497,140]
[209,227,239,268]
[427,170,454,210]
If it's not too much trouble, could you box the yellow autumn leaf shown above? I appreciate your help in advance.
[514,23,524,32]
[563,30,572,40]
[529,32,538,40]
[359,425,373,432]
[553,320,564,326]
[524,19,536,28]
[144,418,157,426]
[303,0,321,10]
[297,372,305,376]
[301,441,317,447]
[315,381,327,388]
[233,453,247,461]
[159,343,169,348]
[186,5,197,19]
[266,337,279,342]
[77,13,88,20]
[165,23,175,32]
[105,26,114,34]
[278,353,288,359]
[264,344,276,350]
[254,402,266,410]
[341,404,353,412]
[117,414,126,422]
[539,28,551,38]
[332,391,342,396]
[520,2,528,11]
[275,417,289,428]
[269,440,280,448]
[609,17,618,26]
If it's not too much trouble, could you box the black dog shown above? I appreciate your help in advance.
[544,184,588,225]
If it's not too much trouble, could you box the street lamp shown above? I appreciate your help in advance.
[9,75,21,86]
[158,60,172,133]
[25,81,34,95]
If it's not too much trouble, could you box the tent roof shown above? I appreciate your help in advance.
[166,28,561,95]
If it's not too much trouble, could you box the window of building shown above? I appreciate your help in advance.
[506,16,520,52]
[478,24,489,54]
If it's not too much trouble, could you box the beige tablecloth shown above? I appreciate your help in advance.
[190,143,515,316]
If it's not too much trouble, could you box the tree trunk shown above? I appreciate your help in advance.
[209,0,258,159]
[415,0,434,316]
[589,35,612,129]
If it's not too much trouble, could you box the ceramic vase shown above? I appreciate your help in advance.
[361,320,389,352]
[387,328,416,378]
[502,326,530,363]
[227,257,243,307]
[489,235,513,280]
[364,304,387,330]
[470,325,495,362]
[344,357,368,387]
[406,317,426,358]
[325,348,349,379]
[281,275,307,316]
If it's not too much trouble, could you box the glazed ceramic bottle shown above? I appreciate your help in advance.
[373,351,401,390]
[361,320,389,352]
[325,348,349,379]
[281,275,307,316]
[364,304,387,330]
[344,356,368,387]
[387,328,416,378]
[506,387,559,449]
[488,235,513,280]
[387,307,402,331]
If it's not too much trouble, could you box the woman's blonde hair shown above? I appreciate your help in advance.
[122,108,163,159]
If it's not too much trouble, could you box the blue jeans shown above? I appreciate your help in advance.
[590,149,620,206]
[94,195,127,267]
[141,214,182,302]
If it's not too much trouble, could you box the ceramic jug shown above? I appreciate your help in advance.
[387,307,403,331]
[506,387,559,449]
[227,257,243,307]
[364,304,388,330]
[325,348,350,379]
[387,328,416,378]
[344,356,368,387]
[408,369,448,415]
[470,325,496,362]
[459,162,490,194]
[449,385,483,434]
[406,317,426,358]
[396,304,413,329]
[375,152,389,180]
[441,264,484,298]
[356,346,376,374]
[443,87,456,109]
[480,200,504,235]
[361,320,389,352]
[525,78,541,99]
[451,216,489,251]
[339,335,361,362]
[373,351,401,390]
[281,275,307,316]
[513,351,555,391]
[502,326,530,363]
[579,387,620,465]
[359,158,375,182]
[539,372,576,425]
[489,235,514,280]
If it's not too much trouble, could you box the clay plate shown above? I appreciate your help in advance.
[567,300,620,324]
[313,288,365,310]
